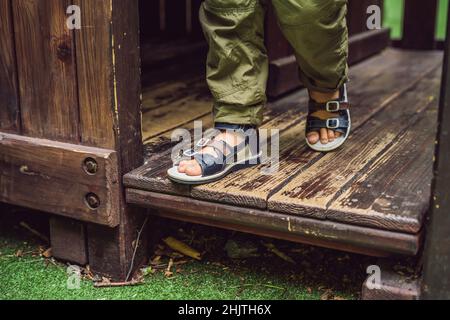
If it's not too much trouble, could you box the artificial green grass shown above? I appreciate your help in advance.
[383,0,448,40]
[0,212,369,300]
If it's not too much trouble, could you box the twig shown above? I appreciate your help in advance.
[94,279,144,288]
[126,216,149,282]
[19,222,49,243]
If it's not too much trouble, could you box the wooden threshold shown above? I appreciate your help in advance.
[126,190,421,257]
[126,49,442,256]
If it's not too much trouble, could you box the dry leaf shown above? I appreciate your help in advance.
[263,242,296,264]
[42,248,53,258]
[163,237,201,261]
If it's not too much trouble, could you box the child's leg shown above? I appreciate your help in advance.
[179,0,267,176]
[272,0,349,145]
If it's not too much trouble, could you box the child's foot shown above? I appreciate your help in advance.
[178,131,244,176]
[307,90,343,145]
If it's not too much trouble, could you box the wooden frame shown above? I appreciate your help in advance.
[0,133,120,226]
[0,0,147,280]
[127,190,421,257]
[421,2,450,300]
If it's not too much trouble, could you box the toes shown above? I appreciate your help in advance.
[178,160,188,173]
[320,128,329,144]
[328,130,335,142]
[335,132,342,138]
[307,132,320,145]
[185,162,202,176]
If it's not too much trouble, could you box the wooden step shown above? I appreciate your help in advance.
[125,49,443,255]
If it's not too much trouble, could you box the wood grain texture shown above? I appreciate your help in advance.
[193,50,443,210]
[0,132,120,226]
[126,189,421,257]
[0,0,20,133]
[328,107,438,234]
[269,66,441,231]
[86,0,147,281]
[74,0,116,149]
[12,0,79,142]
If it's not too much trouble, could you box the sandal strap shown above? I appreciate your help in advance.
[194,153,225,177]
[307,115,350,130]
[309,100,350,113]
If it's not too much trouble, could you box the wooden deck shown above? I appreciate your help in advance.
[125,49,443,257]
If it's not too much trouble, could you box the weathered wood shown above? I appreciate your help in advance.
[0,132,120,226]
[86,0,147,281]
[422,7,450,299]
[141,83,211,142]
[402,0,438,50]
[0,0,20,133]
[49,217,88,265]
[126,189,420,257]
[269,67,441,233]
[193,50,442,211]
[12,0,79,142]
[74,0,116,149]
[328,105,438,234]
[267,29,391,98]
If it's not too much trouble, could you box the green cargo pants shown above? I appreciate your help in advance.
[200,0,349,126]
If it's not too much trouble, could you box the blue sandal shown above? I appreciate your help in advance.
[306,84,351,152]
[168,123,262,185]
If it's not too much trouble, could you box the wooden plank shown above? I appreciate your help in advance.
[126,189,421,257]
[12,0,79,142]
[193,50,443,210]
[422,6,450,299]
[328,107,438,234]
[130,50,400,196]
[74,0,116,149]
[0,132,120,226]
[86,0,148,281]
[141,79,211,142]
[267,29,391,98]
[402,0,438,50]
[49,217,88,265]
[268,66,441,228]
[0,0,20,133]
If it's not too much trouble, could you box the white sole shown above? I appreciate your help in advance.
[167,152,262,185]
[306,111,352,152]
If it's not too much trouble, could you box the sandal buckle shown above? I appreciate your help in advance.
[326,118,340,129]
[326,101,340,112]
[196,138,211,148]
[183,149,198,157]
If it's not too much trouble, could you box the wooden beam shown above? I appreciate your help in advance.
[421,4,450,300]
[402,0,438,50]
[126,189,421,257]
[49,217,88,265]
[0,132,120,227]
[85,0,148,281]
